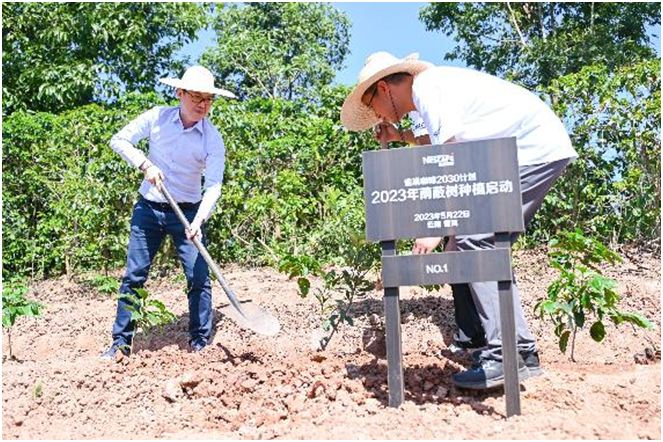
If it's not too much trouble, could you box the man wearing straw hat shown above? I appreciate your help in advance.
[101,66,236,359]
[341,52,577,390]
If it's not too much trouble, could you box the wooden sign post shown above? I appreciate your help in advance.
[362,137,524,417]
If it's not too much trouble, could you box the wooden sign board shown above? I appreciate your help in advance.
[363,137,525,242]
[362,137,524,417]
[381,249,512,287]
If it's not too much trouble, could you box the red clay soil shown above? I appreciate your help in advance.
[2,248,661,439]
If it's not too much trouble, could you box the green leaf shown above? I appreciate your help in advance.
[614,312,653,330]
[573,310,585,328]
[559,329,571,353]
[589,321,606,342]
[297,277,311,297]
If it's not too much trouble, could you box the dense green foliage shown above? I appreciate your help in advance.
[536,230,652,360]
[3,94,163,278]
[202,2,350,100]
[420,2,660,88]
[2,2,660,283]
[2,2,207,114]
[529,60,661,245]
[2,88,376,279]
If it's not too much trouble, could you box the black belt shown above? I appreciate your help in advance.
[142,197,200,211]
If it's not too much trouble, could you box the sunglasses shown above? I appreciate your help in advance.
[184,90,215,104]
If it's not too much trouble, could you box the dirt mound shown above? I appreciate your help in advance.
[3,250,660,439]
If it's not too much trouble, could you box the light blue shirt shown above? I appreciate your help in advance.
[110,106,225,222]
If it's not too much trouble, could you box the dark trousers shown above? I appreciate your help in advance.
[448,158,571,359]
[111,197,212,346]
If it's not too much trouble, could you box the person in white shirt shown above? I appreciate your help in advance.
[101,66,236,359]
[341,52,577,390]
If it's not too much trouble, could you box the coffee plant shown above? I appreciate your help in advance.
[2,281,43,359]
[280,233,380,350]
[535,229,652,361]
[118,288,177,355]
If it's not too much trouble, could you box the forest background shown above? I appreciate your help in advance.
[2,2,661,282]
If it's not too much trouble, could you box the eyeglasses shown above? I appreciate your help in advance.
[364,85,378,108]
[184,90,215,105]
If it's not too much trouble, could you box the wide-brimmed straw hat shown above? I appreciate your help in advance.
[341,52,432,131]
[159,65,236,99]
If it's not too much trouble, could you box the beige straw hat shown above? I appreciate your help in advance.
[340,52,432,131]
[159,65,236,98]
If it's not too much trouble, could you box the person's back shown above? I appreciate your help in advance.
[412,66,576,166]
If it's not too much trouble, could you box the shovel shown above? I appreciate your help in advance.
[156,181,280,336]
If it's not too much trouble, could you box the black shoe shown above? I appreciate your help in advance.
[471,349,544,377]
[452,356,528,390]
[100,343,130,361]
[189,337,207,353]
[521,350,543,377]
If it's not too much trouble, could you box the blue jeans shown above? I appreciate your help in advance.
[111,197,212,346]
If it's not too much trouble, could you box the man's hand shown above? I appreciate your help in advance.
[374,123,415,144]
[412,237,442,254]
[142,162,164,185]
[186,216,204,242]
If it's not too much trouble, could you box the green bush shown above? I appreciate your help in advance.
[3,64,660,281]
[523,59,661,247]
[2,87,377,278]
[535,230,653,361]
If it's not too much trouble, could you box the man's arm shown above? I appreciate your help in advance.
[186,128,226,241]
[110,107,165,185]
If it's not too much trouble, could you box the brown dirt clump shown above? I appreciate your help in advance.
[3,249,661,439]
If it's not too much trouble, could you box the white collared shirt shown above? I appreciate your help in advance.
[110,106,225,221]
[412,66,578,166]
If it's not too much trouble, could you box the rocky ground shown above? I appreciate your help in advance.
[2,248,661,439]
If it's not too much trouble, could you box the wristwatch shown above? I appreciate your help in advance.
[139,160,153,172]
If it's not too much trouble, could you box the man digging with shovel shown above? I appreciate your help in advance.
[101,66,236,359]
[341,52,578,390]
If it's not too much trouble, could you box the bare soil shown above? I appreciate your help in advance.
[2,248,661,440]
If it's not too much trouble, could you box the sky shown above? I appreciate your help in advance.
[182,2,661,87]
[181,2,462,86]
[331,2,465,85]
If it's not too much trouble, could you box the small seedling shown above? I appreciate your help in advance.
[118,288,177,355]
[33,382,43,398]
[535,229,652,361]
[2,281,43,359]
[280,234,378,350]
[88,274,119,295]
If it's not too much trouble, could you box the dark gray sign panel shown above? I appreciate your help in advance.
[363,138,525,241]
[381,249,512,287]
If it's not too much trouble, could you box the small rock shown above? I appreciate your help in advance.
[423,381,434,391]
[241,378,258,390]
[401,312,414,324]
[162,379,183,403]
[434,386,448,400]
[180,372,202,389]
[368,314,381,326]
[322,366,334,378]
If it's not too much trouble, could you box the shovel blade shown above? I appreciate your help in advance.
[220,301,281,336]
